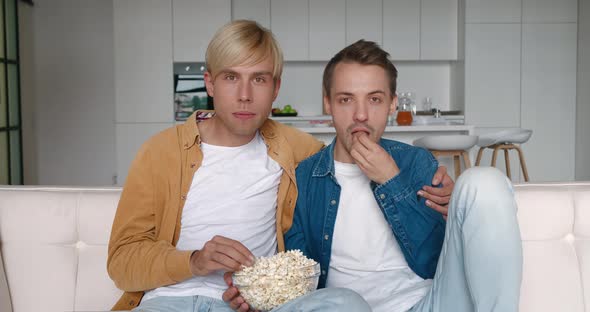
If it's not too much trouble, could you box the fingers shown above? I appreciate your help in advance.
[418,187,450,205]
[191,236,255,276]
[222,285,239,302]
[432,166,448,185]
[224,271,234,286]
[425,199,448,215]
[212,236,255,265]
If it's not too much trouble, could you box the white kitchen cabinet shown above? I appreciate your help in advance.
[231,0,270,28]
[271,0,309,61]
[521,23,577,182]
[114,0,174,123]
[309,0,345,60]
[523,0,578,23]
[421,0,458,60]
[465,24,521,128]
[346,0,382,45]
[116,123,174,186]
[465,0,522,23]
[382,0,420,60]
[173,0,231,62]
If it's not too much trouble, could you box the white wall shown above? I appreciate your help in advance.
[577,0,590,180]
[32,0,116,186]
[18,2,36,184]
[275,61,453,116]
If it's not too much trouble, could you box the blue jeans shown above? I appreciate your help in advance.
[410,167,523,312]
[133,287,371,312]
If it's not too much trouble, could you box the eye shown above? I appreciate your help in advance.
[370,96,382,103]
[339,97,352,104]
[254,76,267,83]
[224,74,237,81]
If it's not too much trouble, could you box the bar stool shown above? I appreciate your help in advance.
[413,135,479,179]
[474,129,532,182]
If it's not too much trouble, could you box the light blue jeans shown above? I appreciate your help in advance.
[410,167,523,312]
[133,287,371,312]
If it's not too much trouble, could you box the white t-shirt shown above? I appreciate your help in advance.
[326,161,432,312]
[144,132,282,301]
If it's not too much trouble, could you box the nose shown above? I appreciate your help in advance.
[238,80,252,104]
[353,100,368,122]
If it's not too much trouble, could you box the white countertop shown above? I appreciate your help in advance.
[295,124,474,134]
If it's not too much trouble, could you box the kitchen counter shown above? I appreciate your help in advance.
[295,124,473,134]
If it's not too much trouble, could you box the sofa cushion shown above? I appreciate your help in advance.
[515,183,590,312]
[0,187,122,312]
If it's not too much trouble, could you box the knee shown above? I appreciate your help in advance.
[455,167,513,196]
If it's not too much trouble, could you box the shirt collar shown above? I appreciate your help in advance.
[181,111,278,150]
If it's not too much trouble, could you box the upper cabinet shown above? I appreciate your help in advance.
[309,0,346,60]
[420,0,458,60]
[172,0,460,61]
[383,0,420,60]
[522,0,578,23]
[172,0,231,62]
[271,0,309,61]
[466,0,522,23]
[346,0,383,45]
[232,0,270,28]
[383,0,458,61]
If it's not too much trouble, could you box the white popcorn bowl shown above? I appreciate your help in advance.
[233,263,320,311]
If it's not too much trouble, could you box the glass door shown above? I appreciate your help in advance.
[0,0,22,185]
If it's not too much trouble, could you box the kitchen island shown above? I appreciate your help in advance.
[288,123,475,178]
[294,124,474,145]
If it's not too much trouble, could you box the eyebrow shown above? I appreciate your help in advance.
[218,69,273,77]
[333,90,386,96]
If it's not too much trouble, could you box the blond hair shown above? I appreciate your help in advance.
[205,20,283,81]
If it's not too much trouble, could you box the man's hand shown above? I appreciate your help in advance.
[417,166,455,219]
[350,133,400,184]
[190,235,254,276]
[223,272,255,312]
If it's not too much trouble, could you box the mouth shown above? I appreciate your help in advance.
[233,111,256,120]
[350,126,370,136]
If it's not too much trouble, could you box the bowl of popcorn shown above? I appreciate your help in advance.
[233,250,320,311]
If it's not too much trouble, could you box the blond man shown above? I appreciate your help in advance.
[108,20,451,312]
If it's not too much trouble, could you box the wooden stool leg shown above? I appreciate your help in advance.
[514,145,530,182]
[454,155,461,179]
[475,147,485,166]
[491,145,501,167]
[462,151,472,170]
[504,147,511,180]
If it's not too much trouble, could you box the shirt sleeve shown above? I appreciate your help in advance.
[107,142,193,292]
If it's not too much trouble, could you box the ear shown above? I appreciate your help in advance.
[204,71,215,97]
[272,78,281,101]
[389,95,398,115]
[323,94,332,115]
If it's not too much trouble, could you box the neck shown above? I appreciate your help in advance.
[197,116,257,147]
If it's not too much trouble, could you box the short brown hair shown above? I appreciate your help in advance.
[206,20,283,81]
[323,40,398,98]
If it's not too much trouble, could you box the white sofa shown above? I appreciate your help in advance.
[0,183,589,312]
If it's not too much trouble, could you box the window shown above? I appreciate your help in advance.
[0,0,22,185]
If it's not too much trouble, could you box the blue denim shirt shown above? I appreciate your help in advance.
[285,138,446,288]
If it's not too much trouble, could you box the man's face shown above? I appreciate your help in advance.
[204,57,280,144]
[324,62,396,162]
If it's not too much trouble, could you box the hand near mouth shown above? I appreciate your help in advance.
[350,133,400,184]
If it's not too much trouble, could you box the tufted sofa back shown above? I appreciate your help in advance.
[0,187,122,312]
[0,183,589,312]
[515,183,590,311]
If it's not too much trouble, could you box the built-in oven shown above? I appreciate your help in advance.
[173,62,214,121]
